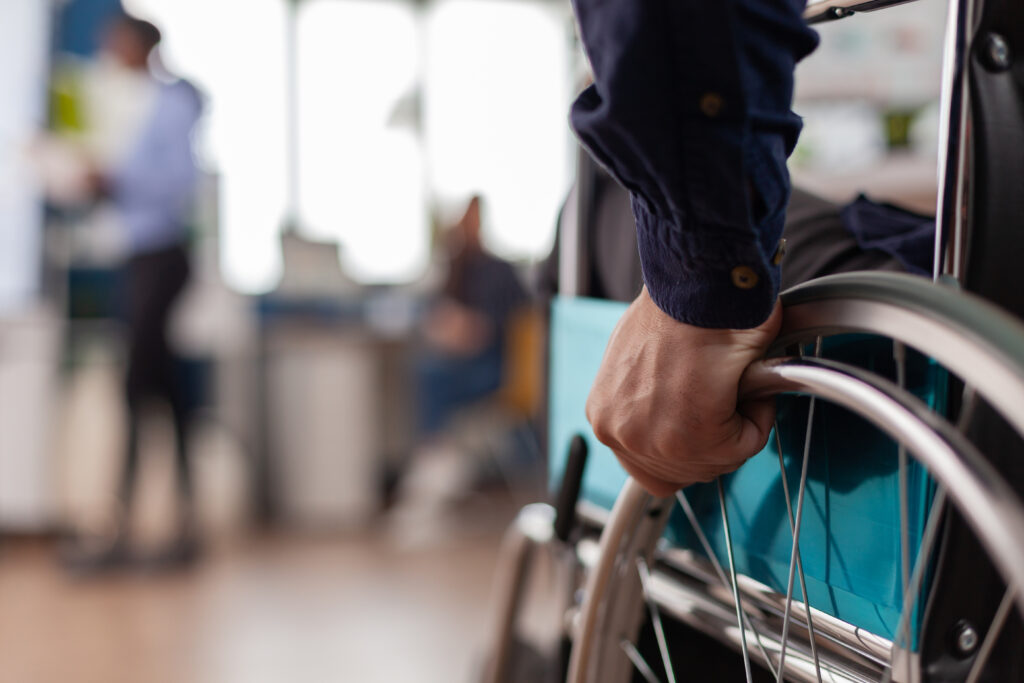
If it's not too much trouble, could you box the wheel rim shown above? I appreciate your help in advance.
[568,274,1024,683]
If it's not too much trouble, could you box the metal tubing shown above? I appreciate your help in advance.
[933,0,977,280]
[571,357,1024,682]
[480,504,555,683]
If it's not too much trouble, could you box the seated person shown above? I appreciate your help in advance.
[416,195,529,439]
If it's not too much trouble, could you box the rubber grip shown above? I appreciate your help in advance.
[554,434,589,543]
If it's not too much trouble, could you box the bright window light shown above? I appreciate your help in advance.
[297,0,426,284]
[425,0,572,261]
[127,0,573,289]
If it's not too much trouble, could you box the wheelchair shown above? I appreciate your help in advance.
[480,0,1024,681]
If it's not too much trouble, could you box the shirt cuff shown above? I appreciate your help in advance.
[634,197,781,329]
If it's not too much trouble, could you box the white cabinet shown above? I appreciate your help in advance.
[0,308,61,529]
[267,327,381,527]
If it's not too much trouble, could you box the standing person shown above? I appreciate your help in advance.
[63,14,202,571]
[570,0,821,495]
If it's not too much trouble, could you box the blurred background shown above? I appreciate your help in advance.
[0,0,943,681]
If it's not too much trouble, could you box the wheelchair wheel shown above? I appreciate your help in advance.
[567,272,1024,683]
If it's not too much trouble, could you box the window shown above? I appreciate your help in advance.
[297,0,426,284]
[127,0,573,291]
[425,0,572,261]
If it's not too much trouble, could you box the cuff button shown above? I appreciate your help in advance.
[731,266,759,290]
[699,92,724,118]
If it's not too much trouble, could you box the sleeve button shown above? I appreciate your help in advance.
[731,266,759,289]
[700,92,724,118]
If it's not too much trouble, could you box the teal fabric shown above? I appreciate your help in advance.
[549,296,945,642]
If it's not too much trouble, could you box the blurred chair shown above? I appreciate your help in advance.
[496,306,544,422]
[444,304,545,498]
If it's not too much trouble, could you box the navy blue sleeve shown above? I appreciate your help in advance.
[570,0,818,328]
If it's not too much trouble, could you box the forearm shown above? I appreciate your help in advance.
[570,0,818,328]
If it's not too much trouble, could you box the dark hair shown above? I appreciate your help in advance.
[116,14,162,53]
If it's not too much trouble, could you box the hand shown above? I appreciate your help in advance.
[84,165,111,199]
[585,287,781,497]
[423,299,495,355]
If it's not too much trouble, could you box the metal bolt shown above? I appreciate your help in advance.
[955,623,979,655]
[982,33,1012,72]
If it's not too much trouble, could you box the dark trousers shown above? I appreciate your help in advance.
[415,344,504,436]
[121,244,192,510]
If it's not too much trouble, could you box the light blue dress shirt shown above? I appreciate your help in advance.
[110,79,202,256]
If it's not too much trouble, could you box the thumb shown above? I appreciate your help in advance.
[731,396,777,463]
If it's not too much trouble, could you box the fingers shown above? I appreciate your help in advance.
[604,398,777,497]
[611,442,752,497]
[735,396,777,456]
[619,463,681,498]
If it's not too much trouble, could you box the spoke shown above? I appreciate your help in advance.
[894,342,911,596]
[718,477,754,683]
[957,385,978,431]
[676,490,780,679]
[965,585,1018,683]
[881,387,973,683]
[676,490,732,588]
[637,558,677,683]
[894,342,912,683]
[620,640,662,683]
[777,341,820,681]
[773,428,823,682]
[881,486,948,683]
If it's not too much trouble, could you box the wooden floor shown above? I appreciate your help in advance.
[2,346,549,682]
[0,512,511,683]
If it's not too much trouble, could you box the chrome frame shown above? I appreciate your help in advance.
[568,523,894,682]
[933,0,977,281]
[774,273,1024,428]
[480,504,558,683]
[566,272,1024,683]
[804,0,978,281]
[804,0,922,23]
[651,550,891,683]
[570,357,1024,683]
